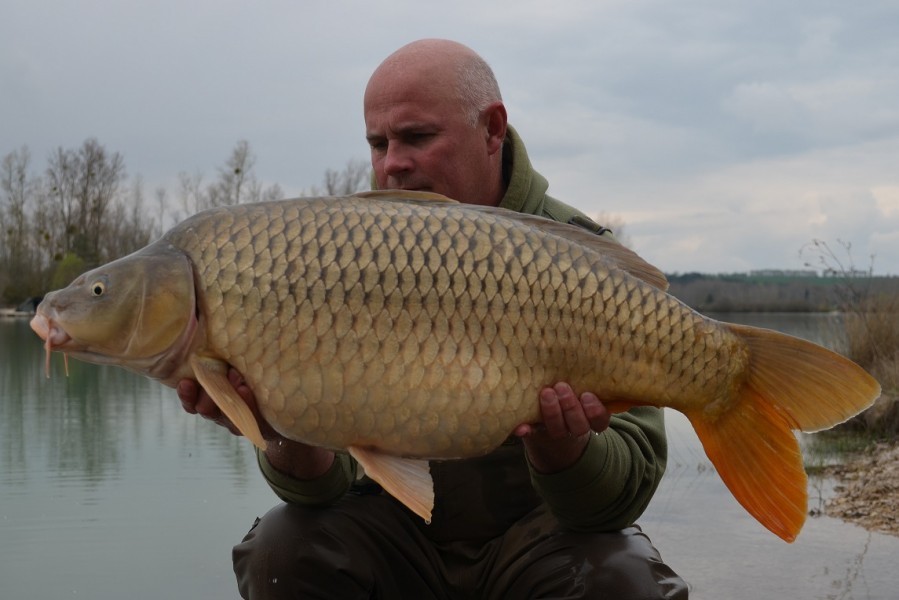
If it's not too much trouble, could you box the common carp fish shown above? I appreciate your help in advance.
[30,191,879,542]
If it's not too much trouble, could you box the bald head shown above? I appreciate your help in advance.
[363,39,509,206]
[367,39,502,126]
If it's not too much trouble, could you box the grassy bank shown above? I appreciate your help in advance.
[838,293,899,434]
[806,240,898,433]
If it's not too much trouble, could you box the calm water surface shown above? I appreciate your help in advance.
[1,313,896,599]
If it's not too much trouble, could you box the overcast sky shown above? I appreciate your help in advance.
[3,0,898,275]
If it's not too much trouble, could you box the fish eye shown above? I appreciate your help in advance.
[91,281,106,296]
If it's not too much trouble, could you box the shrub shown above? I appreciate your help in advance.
[802,239,899,433]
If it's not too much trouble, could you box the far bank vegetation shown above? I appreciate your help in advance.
[667,271,899,314]
[802,240,899,434]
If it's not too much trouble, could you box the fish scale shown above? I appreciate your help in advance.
[31,191,880,541]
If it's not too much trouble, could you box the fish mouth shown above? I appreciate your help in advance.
[30,312,73,377]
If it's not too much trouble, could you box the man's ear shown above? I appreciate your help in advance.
[482,101,508,155]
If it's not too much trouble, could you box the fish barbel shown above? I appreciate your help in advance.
[30,191,879,542]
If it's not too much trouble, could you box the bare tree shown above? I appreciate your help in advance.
[31,187,60,279]
[45,138,126,266]
[208,139,254,207]
[1,147,32,259]
[154,186,168,236]
[301,158,371,197]
[78,139,126,259]
[0,147,39,301]
[177,170,208,219]
[102,177,155,259]
[249,180,285,203]
[45,146,80,256]
[175,141,283,220]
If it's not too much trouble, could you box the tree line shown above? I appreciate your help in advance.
[666,272,899,313]
[0,138,370,307]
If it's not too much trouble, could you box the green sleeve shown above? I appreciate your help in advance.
[255,448,357,506]
[528,407,667,532]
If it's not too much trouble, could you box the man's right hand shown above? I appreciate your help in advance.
[176,369,336,480]
[177,368,252,437]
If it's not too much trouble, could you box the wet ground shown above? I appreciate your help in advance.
[825,440,899,537]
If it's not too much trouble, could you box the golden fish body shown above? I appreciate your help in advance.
[182,195,734,457]
[31,191,879,542]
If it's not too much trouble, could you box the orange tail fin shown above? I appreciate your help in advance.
[687,324,881,542]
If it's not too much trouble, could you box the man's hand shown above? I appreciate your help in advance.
[176,370,335,480]
[514,382,611,474]
[178,369,257,437]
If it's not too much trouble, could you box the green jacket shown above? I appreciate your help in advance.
[257,125,667,536]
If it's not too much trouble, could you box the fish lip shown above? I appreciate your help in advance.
[30,312,71,347]
[31,311,73,378]
[30,312,50,340]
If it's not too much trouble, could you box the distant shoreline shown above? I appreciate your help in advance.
[667,272,899,313]
[0,308,34,318]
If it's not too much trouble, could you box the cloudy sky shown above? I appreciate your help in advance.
[2,0,898,275]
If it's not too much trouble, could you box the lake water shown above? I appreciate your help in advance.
[2,313,897,599]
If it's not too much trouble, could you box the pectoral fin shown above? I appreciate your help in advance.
[191,355,266,450]
[348,446,434,522]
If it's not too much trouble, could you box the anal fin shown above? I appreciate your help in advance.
[348,446,434,522]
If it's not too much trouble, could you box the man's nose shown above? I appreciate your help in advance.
[383,144,413,177]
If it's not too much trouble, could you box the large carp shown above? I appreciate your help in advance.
[31,191,879,542]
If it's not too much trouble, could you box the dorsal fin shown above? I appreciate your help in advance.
[351,191,666,291]
[463,205,669,291]
[353,189,458,203]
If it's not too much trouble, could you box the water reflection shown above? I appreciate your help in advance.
[708,311,846,350]
[0,318,272,600]
[2,319,258,485]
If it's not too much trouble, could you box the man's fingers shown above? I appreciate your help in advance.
[555,382,592,437]
[177,373,250,438]
[228,368,256,407]
[581,392,611,433]
[538,386,565,437]
[539,383,587,439]
[195,393,223,419]
[535,383,609,439]
[177,379,200,414]
[177,378,227,423]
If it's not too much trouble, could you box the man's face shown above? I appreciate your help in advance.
[364,71,500,206]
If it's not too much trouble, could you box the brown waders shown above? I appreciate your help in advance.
[233,442,688,599]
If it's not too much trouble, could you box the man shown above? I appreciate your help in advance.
[179,39,688,599]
